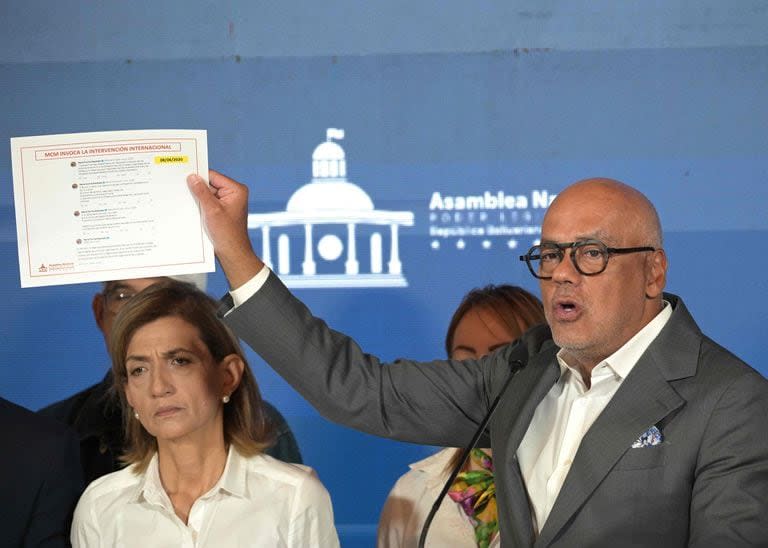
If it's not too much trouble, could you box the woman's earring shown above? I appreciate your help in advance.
[222,395,230,404]
[133,410,139,419]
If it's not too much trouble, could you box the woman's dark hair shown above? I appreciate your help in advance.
[444,284,545,357]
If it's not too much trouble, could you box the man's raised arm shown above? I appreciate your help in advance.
[183,169,500,449]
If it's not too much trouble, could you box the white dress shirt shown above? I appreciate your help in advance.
[229,266,272,307]
[377,448,501,548]
[516,302,672,532]
[71,446,339,547]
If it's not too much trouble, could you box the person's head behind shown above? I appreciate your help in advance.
[443,285,545,472]
[93,273,208,349]
[445,284,546,360]
[109,279,272,472]
[535,178,667,370]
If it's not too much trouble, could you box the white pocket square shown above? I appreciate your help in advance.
[631,425,663,448]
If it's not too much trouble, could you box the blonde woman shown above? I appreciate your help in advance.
[72,280,339,547]
[378,285,545,548]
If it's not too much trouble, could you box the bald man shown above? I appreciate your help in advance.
[188,171,768,546]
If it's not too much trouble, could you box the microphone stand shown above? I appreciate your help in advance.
[417,359,524,548]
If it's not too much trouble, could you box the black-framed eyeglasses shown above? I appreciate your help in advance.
[518,239,656,279]
[102,286,139,314]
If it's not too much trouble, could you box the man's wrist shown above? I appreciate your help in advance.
[218,249,265,291]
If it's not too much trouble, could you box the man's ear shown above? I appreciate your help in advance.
[93,292,107,332]
[645,249,668,299]
[219,354,245,397]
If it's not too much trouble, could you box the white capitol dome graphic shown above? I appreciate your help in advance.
[247,129,414,288]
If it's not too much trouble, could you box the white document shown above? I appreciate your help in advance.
[10,129,213,287]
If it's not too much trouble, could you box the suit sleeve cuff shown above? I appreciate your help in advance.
[229,267,271,308]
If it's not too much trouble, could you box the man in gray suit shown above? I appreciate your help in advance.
[188,170,768,546]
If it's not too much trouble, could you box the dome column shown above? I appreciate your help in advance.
[345,223,359,274]
[387,224,402,275]
[260,225,272,270]
[302,223,316,275]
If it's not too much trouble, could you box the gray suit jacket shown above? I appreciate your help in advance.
[224,274,768,547]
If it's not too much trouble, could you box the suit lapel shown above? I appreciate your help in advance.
[502,346,562,460]
[535,351,686,546]
[495,346,560,546]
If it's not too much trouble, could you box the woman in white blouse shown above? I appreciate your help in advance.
[71,280,339,547]
[377,285,545,548]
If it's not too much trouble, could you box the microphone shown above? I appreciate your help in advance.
[417,358,526,548]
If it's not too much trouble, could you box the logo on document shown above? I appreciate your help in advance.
[247,129,414,288]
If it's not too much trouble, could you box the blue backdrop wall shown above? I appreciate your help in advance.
[1,2,766,546]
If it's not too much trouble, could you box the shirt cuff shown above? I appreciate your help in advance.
[229,267,271,308]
